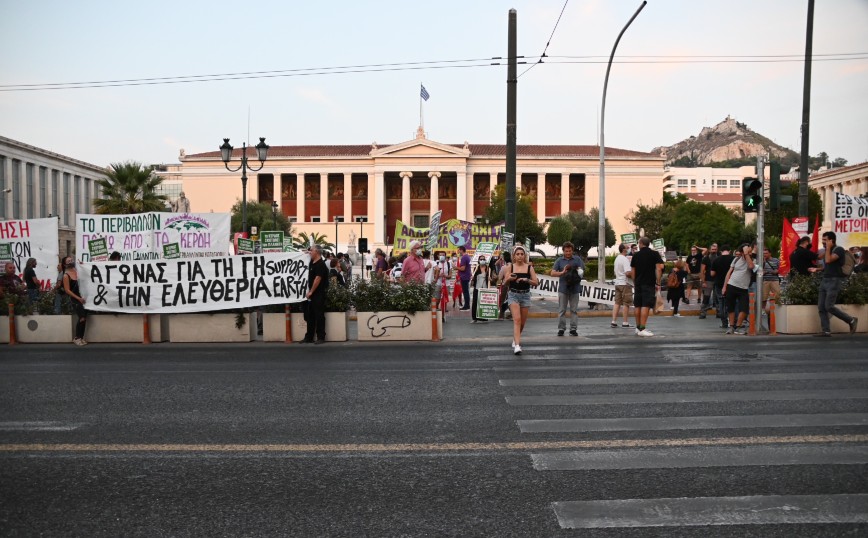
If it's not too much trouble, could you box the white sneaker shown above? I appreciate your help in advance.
[673,313,682,317]
[638,329,654,337]
[513,344,522,355]
[634,328,641,336]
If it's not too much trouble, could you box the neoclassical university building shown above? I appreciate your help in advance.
[180,128,665,252]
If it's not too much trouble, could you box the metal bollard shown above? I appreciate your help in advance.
[769,293,777,336]
[748,292,756,336]
[285,304,292,343]
[7,303,16,345]
[142,314,152,344]
[431,297,439,342]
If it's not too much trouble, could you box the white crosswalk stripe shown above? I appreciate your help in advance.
[496,340,868,531]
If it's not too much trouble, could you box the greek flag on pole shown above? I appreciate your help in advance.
[420,84,430,101]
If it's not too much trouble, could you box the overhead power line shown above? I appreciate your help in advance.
[518,0,571,78]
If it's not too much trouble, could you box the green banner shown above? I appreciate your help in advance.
[0,243,11,261]
[237,238,255,254]
[476,289,500,320]
[163,243,181,259]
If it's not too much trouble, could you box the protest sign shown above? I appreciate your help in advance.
[476,289,501,320]
[833,192,868,247]
[88,237,109,261]
[236,238,255,254]
[531,274,616,306]
[620,233,637,246]
[75,212,232,262]
[427,210,442,251]
[79,251,310,314]
[392,218,503,255]
[283,237,296,252]
[163,243,181,259]
[260,231,285,253]
[500,231,514,251]
[0,217,59,290]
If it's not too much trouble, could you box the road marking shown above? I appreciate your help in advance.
[506,389,868,406]
[493,358,865,372]
[0,421,82,432]
[552,494,868,528]
[532,444,868,470]
[518,412,868,433]
[0,434,865,454]
[501,371,868,386]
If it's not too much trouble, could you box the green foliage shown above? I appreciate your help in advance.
[839,273,868,305]
[545,217,574,256]
[230,200,295,235]
[764,183,823,238]
[662,201,744,254]
[779,273,819,305]
[483,184,546,245]
[326,280,352,312]
[707,157,758,168]
[0,289,32,316]
[93,162,169,214]
[351,278,433,313]
[292,232,334,252]
[627,192,688,240]
[565,209,615,254]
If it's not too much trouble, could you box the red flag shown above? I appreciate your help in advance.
[810,214,820,254]
[779,218,799,276]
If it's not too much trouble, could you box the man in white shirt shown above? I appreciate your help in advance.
[611,243,634,328]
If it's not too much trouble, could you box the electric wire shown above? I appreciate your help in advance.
[518,0,571,79]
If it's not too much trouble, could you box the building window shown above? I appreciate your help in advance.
[690,179,696,186]
[311,216,321,223]
[354,216,368,223]
[334,216,345,223]
[288,217,298,223]
[730,180,741,188]
[716,180,728,187]
[413,215,429,228]
[677,179,688,188]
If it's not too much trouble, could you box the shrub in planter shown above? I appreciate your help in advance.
[326,281,352,312]
[779,273,868,306]
[35,290,72,315]
[838,273,868,305]
[0,288,32,316]
[351,278,433,313]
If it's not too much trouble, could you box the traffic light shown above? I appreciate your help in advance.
[768,161,793,211]
[742,177,763,213]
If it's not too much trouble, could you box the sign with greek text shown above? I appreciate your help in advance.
[427,210,442,251]
[75,212,232,262]
[88,237,109,261]
[500,231,514,251]
[530,274,615,306]
[261,231,284,253]
[620,233,637,245]
[79,252,310,314]
[283,237,296,252]
[0,217,59,291]
[472,242,498,265]
[236,238,254,254]
[163,243,181,259]
[833,192,868,248]
[392,218,503,255]
[476,289,500,320]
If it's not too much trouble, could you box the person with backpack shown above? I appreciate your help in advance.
[551,241,585,336]
[815,231,858,336]
[665,260,688,317]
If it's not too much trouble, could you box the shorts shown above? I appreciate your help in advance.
[725,284,750,316]
[762,280,780,303]
[507,290,531,308]
[633,285,656,309]
[687,273,701,285]
[614,284,633,306]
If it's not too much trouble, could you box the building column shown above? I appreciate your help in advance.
[373,170,385,245]
[2,158,12,218]
[428,171,440,215]
[536,172,545,223]
[560,173,569,215]
[343,173,352,220]
[456,170,468,221]
[489,172,498,199]
[296,172,305,222]
[400,171,412,223]
[319,173,328,221]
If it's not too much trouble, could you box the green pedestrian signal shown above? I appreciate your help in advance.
[742,177,763,213]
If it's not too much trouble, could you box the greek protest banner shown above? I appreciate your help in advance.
[476,289,500,320]
[531,274,616,306]
[392,218,503,255]
[88,237,109,262]
[0,217,59,291]
[472,241,498,265]
[261,231,285,253]
[427,210,442,251]
[79,252,310,314]
[76,212,232,262]
[833,192,868,248]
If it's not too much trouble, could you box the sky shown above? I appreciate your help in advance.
[2,0,867,169]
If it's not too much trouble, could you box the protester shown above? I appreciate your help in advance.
[815,231,858,337]
[504,245,539,354]
[364,251,373,279]
[422,250,435,285]
[456,246,471,311]
[630,237,664,337]
[855,247,868,274]
[302,245,329,344]
[452,273,464,309]
[329,258,346,287]
[374,249,388,280]
[551,241,584,336]
[699,243,719,319]
[433,251,452,322]
[53,258,66,314]
[666,260,688,317]
[23,258,40,306]
[710,245,734,328]
[61,256,88,346]
[790,237,817,276]
[496,252,512,320]
[684,245,704,304]
[722,243,755,335]
[400,240,427,284]
[761,247,781,317]
[611,243,633,328]
[470,256,490,323]
[109,251,122,261]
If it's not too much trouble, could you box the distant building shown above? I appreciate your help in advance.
[808,161,868,233]
[180,129,664,251]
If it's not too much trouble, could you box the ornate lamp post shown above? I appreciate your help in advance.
[219,137,270,234]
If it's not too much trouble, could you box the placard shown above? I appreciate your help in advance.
[833,192,868,247]
[620,233,637,245]
[0,217,59,291]
[392,218,503,255]
[236,238,255,254]
[261,231,285,253]
[476,289,501,320]
[88,237,109,261]
[163,243,181,259]
[427,210,442,251]
[530,274,616,306]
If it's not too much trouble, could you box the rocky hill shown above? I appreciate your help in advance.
[652,116,799,167]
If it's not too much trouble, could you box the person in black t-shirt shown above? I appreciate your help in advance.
[684,246,704,304]
[815,231,858,336]
[302,245,330,344]
[790,236,818,276]
[710,245,735,328]
[23,257,40,306]
[629,237,664,337]
[699,243,718,319]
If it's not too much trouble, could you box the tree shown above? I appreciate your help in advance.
[764,182,823,238]
[627,192,688,239]
[229,200,294,235]
[565,209,615,255]
[832,157,848,168]
[93,161,169,214]
[546,217,574,256]
[292,231,334,252]
[483,184,546,245]
[662,201,744,254]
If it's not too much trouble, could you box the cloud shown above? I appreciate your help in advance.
[296,87,336,108]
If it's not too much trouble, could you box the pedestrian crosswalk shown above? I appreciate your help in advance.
[495,339,868,531]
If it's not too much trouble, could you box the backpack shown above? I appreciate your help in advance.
[666,270,680,289]
[842,249,856,277]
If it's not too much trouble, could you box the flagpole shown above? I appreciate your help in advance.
[419,82,424,131]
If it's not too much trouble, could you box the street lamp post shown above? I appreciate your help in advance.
[220,137,270,234]
[271,200,278,230]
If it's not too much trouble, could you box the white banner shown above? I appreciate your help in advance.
[79,252,310,314]
[531,274,616,306]
[0,217,59,291]
[833,192,868,248]
[75,212,232,262]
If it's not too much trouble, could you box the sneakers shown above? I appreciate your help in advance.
[73,338,87,346]
[513,344,522,355]
[698,314,706,319]
[637,329,654,337]
[569,330,578,336]
[725,327,734,335]
[672,313,682,317]
[734,327,747,335]
[610,322,618,328]
[813,331,832,337]
[621,323,632,328]
[849,318,859,334]
[557,329,565,336]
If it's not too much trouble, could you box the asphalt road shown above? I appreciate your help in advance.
[1,335,867,537]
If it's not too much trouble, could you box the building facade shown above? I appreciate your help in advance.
[809,161,868,234]
[180,130,664,251]
[0,135,105,256]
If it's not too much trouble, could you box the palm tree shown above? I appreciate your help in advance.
[93,162,169,214]
[293,232,335,252]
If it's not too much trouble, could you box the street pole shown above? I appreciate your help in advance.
[598,1,646,283]
[505,9,518,239]
[798,0,814,218]
[756,155,766,334]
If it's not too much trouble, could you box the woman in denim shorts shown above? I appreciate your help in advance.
[504,246,539,355]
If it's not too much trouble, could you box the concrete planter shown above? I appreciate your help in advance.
[776,304,866,334]
[262,312,348,342]
[356,311,442,342]
[86,314,168,343]
[169,313,254,342]
[0,315,74,343]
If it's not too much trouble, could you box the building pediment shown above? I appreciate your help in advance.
[371,138,470,159]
